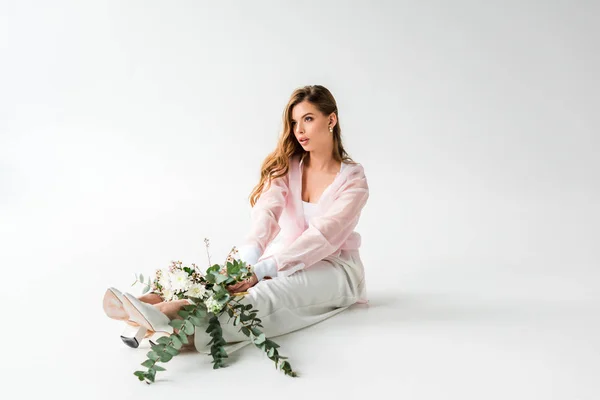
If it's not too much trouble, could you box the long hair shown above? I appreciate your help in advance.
[249,85,356,207]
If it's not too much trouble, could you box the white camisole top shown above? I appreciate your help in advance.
[301,161,346,225]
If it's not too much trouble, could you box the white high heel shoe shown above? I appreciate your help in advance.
[102,287,149,348]
[121,293,175,335]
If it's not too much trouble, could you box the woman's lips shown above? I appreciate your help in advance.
[299,138,309,145]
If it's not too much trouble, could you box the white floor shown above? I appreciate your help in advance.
[2,1,598,398]
[4,258,599,400]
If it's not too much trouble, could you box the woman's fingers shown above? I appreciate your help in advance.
[227,283,243,293]
[228,283,249,294]
[227,276,257,294]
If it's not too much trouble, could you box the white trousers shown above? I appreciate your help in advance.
[193,249,367,354]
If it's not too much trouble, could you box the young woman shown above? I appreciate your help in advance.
[103,85,370,353]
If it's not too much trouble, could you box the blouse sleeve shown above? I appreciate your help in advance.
[242,173,290,255]
[263,167,369,276]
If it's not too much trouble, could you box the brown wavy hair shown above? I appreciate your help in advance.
[249,85,356,207]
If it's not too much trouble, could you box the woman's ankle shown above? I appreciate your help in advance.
[153,300,188,320]
[138,292,163,304]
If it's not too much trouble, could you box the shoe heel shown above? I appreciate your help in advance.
[120,325,148,348]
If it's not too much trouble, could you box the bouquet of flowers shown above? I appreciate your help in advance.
[130,238,297,384]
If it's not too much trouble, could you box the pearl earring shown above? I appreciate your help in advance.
[329,126,333,133]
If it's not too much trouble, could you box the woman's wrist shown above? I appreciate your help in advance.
[252,258,278,281]
[237,244,262,266]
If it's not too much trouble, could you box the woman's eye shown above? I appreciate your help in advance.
[305,117,312,122]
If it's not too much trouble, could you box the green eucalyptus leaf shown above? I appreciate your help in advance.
[153,365,166,372]
[267,348,275,358]
[251,328,262,337]
[207,264,221,274]
[183,320,195,334]
[171,335,182,350]
[147,368,156,382]
[165,346,179,356]
[195,307,207,318]
[189,316,202,326]
[254,333,266,345]
[151,343,166,353]
[219,347,228,357]
[182,304,197,312]
[159,352,173,363]
[227,261,241,275]
[212,284,225,294]
[156,337,171,345]
[178,332,189,344]
[170,320,185,329]
[141,359,155,368]
[139,273,144,283]
[147,351,159,361]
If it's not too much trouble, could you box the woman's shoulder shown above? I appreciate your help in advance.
[342,159,366,178]
[335,160,367,194]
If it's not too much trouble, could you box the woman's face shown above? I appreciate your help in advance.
[290,101,334,151]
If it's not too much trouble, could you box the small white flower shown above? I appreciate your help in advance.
[162,288,174,301]
[158,269,171,290]
[170,270,191,292]
[185,283,206,299]
[205,296,223,313]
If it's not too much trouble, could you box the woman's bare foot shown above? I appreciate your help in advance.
[153,299,190,320]
[138,292,163,305]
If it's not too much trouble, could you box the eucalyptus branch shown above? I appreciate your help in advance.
[204,237,212,268]
[130,250,298,384]
[133,303,204,383]
[226,297,298,377]
[206,313,229,369]
[131,273,152,294]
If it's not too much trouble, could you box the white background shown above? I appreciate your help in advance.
[1,1,598,399]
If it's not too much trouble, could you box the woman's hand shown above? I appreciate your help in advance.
[227,273,259,294]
